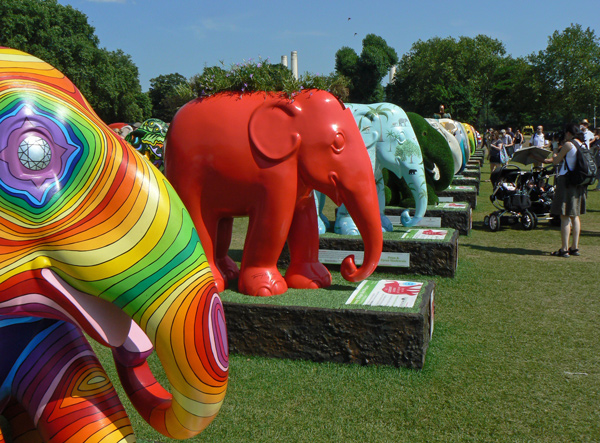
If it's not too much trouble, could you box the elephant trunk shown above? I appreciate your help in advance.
[333,174,383,281]
[113,283,228,440]
[398,167,428,228]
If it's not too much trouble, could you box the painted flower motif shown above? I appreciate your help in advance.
[0,103,82,207]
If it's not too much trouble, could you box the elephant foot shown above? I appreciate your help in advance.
[381,214,394,232]
[213,272,228,292]
[285,262,332,289]
[216,256,240,282]
[238,267,287,296]
[334,216,360,236]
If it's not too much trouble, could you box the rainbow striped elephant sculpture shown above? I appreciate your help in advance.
[0,48,228,441]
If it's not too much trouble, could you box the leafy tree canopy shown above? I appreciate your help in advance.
[385,35,506,126]
[530,24,600,126]
[335,34,398,103]
[0,0,151,123]
[148,73,189,122]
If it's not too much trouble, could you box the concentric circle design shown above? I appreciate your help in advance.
[17,136,51,170]
[208,291,229,373]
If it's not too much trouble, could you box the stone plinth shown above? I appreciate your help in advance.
[222,280,435,369]
[385,203,472,235]
[451,176,480,194]
[437,185,477,209]
[296,227,459,278]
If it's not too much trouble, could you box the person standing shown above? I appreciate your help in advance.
[580,119,595,147]
[530,126,549,148]
[513,128,524,152]
[489,130,504,174]
[500,129,514,157]
[591,127,600,191]
[539,123,587,257]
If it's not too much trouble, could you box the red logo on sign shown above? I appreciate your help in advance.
[421,229,445,236]
[382,281,421,296]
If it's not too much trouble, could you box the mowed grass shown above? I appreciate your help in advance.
[95,165,600,442]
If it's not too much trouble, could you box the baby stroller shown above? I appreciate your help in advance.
[484,164,542,231]
[519,165,556,223]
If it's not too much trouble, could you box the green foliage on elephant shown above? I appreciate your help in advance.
[335,34,398,103]
[0,0,150,124]
[406,112,454,193]
[385,170,439,207]
[148,73,189,122]
[186,59,351,101]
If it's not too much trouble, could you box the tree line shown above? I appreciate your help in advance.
[3,1,599,131]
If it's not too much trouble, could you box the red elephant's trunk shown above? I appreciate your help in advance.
[330,172,383,282]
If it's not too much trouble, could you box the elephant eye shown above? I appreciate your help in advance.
[422,131,428,137]
[331,132,345,154]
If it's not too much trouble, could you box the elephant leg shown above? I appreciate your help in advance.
[215,217,240,282]
[12,321,135,443]
[285,193,332,289]
[0,400,43,443]
[238,199,295,296]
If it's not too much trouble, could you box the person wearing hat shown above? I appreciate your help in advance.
[580,119,595,148]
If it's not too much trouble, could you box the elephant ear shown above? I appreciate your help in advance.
[249,102,301,161]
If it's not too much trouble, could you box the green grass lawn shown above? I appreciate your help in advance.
[100,165,600,442]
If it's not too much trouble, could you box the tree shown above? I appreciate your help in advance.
[335,34,398,103]
[490,57,539,128]
[148,73,190,122]
[530,24,600,126]
[386,35,507,127]
[0,0,150,123]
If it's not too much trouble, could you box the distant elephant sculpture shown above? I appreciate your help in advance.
[463,123,477,155]
[164,90,383,297]
[440,118,470,168]
[385,113,454,207]
[125,117,168,170]
[407,113,455,192]
[426,118,463,175]
[0,48,228,441]
[332,103,428,235]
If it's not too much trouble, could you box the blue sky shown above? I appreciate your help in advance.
[58,0,599,91]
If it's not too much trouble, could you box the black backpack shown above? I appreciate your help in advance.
[566,139,598,187]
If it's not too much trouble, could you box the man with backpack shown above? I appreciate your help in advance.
[538,123,595,257]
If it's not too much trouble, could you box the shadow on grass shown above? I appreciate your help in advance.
[463,243,547,256]
[327,284,358,292]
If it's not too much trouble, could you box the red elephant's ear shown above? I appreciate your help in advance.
[249,102,301,161]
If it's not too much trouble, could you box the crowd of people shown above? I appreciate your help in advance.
[481,120,600,257]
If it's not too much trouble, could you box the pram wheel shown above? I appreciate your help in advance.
[521,210,537,230]
[483,215,490,227]
[488,213,501,232]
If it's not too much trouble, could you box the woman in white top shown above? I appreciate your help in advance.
[539,123,586,257]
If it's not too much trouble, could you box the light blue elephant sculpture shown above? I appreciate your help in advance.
[331,103,428,235]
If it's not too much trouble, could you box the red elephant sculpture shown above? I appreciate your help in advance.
[165,90,382,296]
